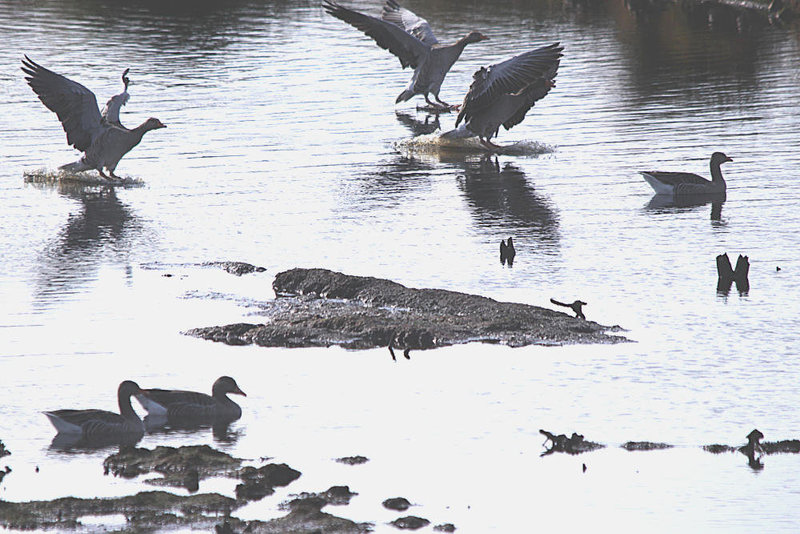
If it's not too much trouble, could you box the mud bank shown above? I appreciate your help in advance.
[187,268,628,350]
[0,445,368,533]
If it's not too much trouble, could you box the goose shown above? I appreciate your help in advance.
[101,68,130,127]
[43,380,145,437]
[640,152,732,196]
[323,0,488,109]
[21,56,166,180]
[447,43,563,150]
[135,376,246,421]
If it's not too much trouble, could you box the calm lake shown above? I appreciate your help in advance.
[1,0,800,531]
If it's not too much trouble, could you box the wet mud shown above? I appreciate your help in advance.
[0,444,371,533]
[187,268,628,350]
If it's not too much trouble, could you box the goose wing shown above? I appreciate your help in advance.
[101,69,130,127]
[640,172,710,186]
[456,43,563,128]
[381,0,439,46]
[138,389,216,418]
[21,56,104,151]
[45,409,126,435]
[323,0,429,69]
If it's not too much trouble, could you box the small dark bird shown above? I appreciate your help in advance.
[550,298,587,319]
[500,237,516,265]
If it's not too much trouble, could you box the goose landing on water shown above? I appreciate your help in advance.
[135,376,246,422]
[442,43,563,151]
[21,56,166,181]
[640,152,732,196]
[323,0,488,110]
[43,381,145,437]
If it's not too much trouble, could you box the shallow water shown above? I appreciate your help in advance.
[2,0,800,531]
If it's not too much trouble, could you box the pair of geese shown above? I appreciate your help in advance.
[21,0,731,196]
[44,377,246,438]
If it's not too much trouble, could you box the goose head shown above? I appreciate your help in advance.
[462,31,489,45]
[118,380,143,397]
[121,68,130,91]
[212,376,247,398]
[711,152,733,165]
[144,117,167,131]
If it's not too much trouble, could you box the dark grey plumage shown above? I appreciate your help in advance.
[454,43,563,149]
[135,376,246,421]
[640,152,732,196]
[21,56,165,179]
[323,0,488,108]
[43,380,145,437]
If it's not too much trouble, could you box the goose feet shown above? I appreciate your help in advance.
[480,138,503,152]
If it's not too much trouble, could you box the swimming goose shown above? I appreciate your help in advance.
[43,380,145,437]
[135,376,246,421]
[21,56,166,180]
[101,68,130,127]
[450,43,563,150]
[323,0,488,109]
[640,152,732,196]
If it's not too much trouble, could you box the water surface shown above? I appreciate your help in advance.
[2,0,800,531]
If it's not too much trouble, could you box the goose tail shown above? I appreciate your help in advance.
[59,158,93,173]
[640,172,674,196]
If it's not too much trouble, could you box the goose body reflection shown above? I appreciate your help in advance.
[640,152,732,196]
[21,56,166,180]
[323,0,488,109]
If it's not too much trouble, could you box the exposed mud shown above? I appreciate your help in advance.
[621,441,674,451]
[0,491,236,531]
[104,445,243,489]
[235,463,302,502]
[187,268,628,350]
[336,455,369,465]
[391,515,431,530]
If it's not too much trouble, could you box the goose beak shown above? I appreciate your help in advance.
[726,156,733,162]
[232,386,246,397]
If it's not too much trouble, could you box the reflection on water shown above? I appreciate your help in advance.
[457,158,560,245]
[30,183,143,308]
[49,431,142,453]
[144,415,243,445]
[645,192,726,222]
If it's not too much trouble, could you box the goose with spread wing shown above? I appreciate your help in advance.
[21,56,165,180]
[446,43,563,150]
[640,152,732,196]
[43,380,145,437]
[323,0,488,109]
[135,376,246,422]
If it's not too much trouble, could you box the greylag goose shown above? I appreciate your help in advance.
[323,0,488,109]
[100,68,130,127]
[640,152,732,196]
[135,376,246,421]
[21,56,166,180]
[43,380,145,437]
[449,43,563,150]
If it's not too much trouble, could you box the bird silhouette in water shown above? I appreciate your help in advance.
[500,237,516,266]
[550,298,586,319]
